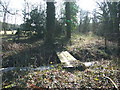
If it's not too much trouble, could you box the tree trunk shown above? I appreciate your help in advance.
[46,2,55,46]
[2,12,7,34]
[65,2,71,39]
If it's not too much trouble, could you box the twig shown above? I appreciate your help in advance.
[103,74,119,90]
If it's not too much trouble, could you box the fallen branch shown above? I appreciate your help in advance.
[103,74,119,90]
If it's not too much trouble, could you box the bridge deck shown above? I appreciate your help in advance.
[57,51,77,67]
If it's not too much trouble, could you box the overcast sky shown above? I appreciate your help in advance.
[0,0,98,25]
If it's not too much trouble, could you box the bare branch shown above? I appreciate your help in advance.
[0,0,14,15]
[103,74,119,90]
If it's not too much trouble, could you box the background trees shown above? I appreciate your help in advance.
[1,0,119,48]
[94,1,120,36]
[81,11,90,33]
[92,9,99,34]
[0,0,79,44]
[78,10,90,34]
[21,3,46,38]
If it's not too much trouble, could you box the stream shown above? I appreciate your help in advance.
[0,62,95,73]
[0,65,55,73]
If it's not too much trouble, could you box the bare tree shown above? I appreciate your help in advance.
[79,9,86,32]
[0,0,14,34]
[92,9,99,34]
[22,0,31,23]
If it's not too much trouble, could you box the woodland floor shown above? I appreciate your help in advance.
[1,33,120,89]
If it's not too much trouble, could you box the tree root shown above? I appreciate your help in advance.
[103,74,119,90]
